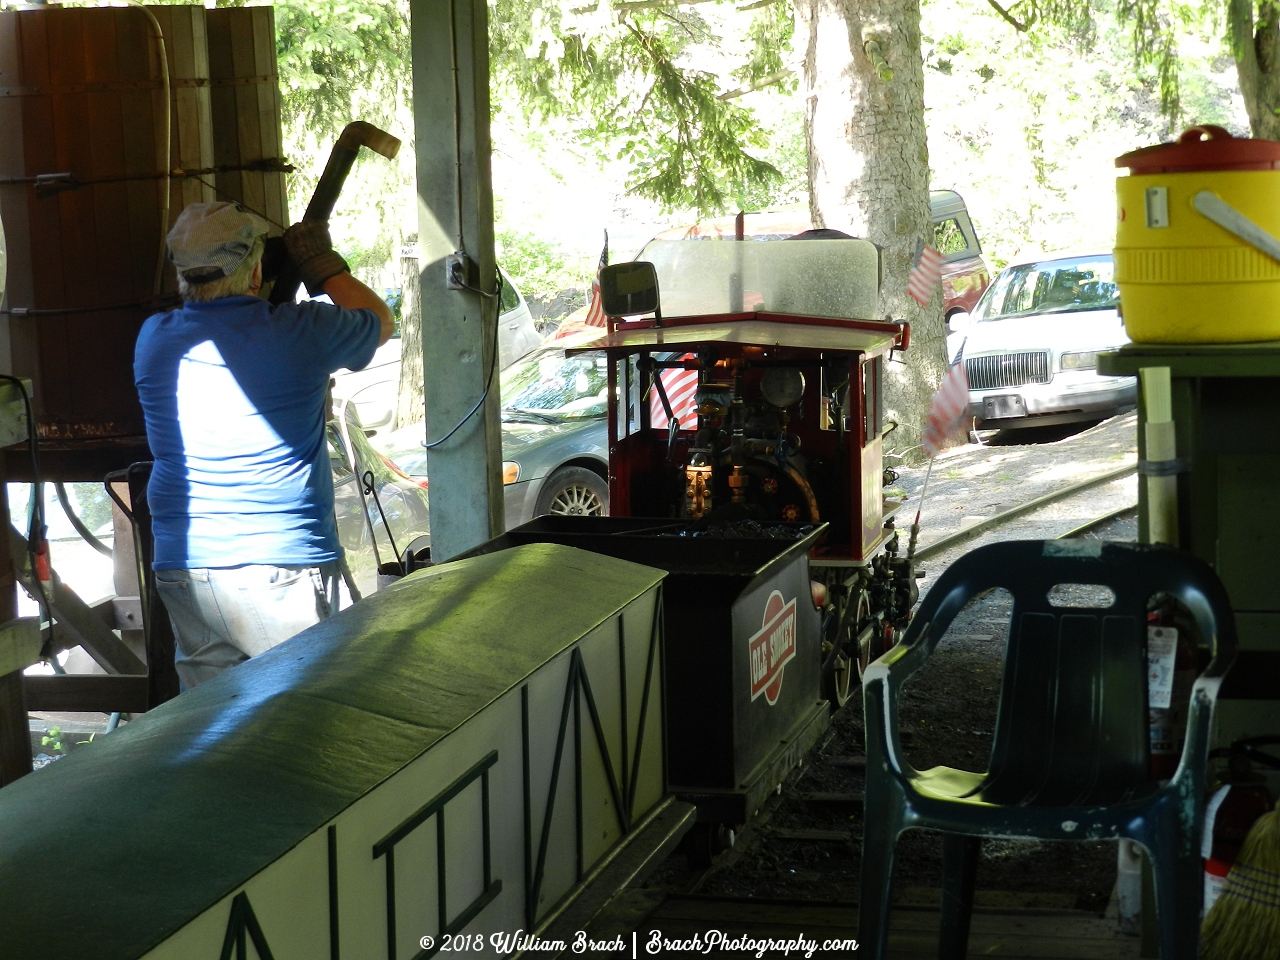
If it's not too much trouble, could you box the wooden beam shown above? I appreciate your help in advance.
[8,524,147,675]
[0,616,40,678]
[24,675,150,714]
[0,670,32,786]
[0,452,32,786]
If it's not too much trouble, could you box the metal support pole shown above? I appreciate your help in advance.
[409,0,504,561]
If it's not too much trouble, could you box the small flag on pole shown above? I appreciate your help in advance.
[583,231,610,328]
[907,237,944,307]
[921,362,971,458]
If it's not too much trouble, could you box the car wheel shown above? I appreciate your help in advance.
[534,467,609,517]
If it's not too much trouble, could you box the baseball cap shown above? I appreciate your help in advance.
[167,202,269,283]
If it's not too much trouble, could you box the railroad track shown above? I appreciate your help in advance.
[912,463,1138,563]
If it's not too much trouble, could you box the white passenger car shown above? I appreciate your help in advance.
[959,253,1136,429]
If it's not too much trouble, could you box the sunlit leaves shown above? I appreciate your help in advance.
[489,0,784,212]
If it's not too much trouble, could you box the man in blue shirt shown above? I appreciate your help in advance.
[135,202,394,688]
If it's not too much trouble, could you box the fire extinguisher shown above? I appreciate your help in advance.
[1147,600,1199,780]
[1202,738,1280,913]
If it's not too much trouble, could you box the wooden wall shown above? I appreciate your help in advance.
[0,6,284,447]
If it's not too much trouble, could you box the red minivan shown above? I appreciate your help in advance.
[653,190,990,326]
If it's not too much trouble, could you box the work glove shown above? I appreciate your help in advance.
[284,219,350,297]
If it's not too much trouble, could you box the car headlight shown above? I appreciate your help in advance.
[1060,351,1098,371]
[502,461,520,484]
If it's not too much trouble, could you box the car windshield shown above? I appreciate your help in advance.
[973,257,1117,321]
[500,347,609,421]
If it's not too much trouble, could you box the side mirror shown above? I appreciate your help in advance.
[600,262,661,317]
[946,311,971,335]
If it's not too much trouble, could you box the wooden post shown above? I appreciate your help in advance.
[0,451,33,786]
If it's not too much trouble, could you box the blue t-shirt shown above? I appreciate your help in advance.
[135,296,380,570]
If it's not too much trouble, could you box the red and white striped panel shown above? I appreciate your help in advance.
[650,356,699,431]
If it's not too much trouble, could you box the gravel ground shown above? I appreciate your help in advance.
[652,414,1142,915]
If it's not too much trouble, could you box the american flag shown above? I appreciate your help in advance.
[921,362,971,458]
[907,238,944,308]
[650,354,699,431]
[583,232,609,328]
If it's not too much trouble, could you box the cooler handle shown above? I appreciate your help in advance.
[1193,190,1280,264]
[1180,125,1234,144]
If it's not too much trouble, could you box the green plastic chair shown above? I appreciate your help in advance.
[858,540,1236,960]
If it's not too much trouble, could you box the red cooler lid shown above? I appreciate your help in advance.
[1116,125,1280,174]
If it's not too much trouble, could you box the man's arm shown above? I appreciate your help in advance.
[323,272,395,346]
[285,219,395,346]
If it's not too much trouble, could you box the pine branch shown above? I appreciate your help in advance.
[718,67,794,99]
[568,0,718,15]
[985,0,1029,31]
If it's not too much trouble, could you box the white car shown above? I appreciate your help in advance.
[958,253,1136,429]
[331,269,543,431]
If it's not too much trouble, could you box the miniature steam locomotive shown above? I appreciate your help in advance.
[577,234,923,707]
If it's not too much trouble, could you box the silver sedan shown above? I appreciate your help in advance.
[376,329,610,531]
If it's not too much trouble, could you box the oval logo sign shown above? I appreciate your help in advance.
[748,590,797,705]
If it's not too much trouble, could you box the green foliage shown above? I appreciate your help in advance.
[68,483,112,536]
[495,229,592,298]
[269,0,414,283]
[734,3,796,88]
[996,0,1211,123]
[490,0,784,214]
[41,726,63,755]
[923,0,1245,266]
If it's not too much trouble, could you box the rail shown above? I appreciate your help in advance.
[913,463,1137,563]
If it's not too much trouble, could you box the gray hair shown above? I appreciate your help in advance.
[178,238,265,302]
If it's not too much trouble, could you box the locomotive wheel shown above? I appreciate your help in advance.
[681,822,736,869]
[823,588,870,709]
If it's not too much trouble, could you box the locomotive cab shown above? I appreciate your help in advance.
[578,237,909,563]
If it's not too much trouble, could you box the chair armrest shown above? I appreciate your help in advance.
[862,624,934,781]
[1169,673,1223,802]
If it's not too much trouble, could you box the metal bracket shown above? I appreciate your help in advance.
[1137,457,1191,477]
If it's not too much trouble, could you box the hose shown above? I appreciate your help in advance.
[54,483,112,558]
[125,2,171,297]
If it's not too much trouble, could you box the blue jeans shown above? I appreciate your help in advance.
[155,563,341,690]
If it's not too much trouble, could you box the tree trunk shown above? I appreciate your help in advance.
[1232,0,1280,140]
[395,252,425,429]
[794,0,948,457]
